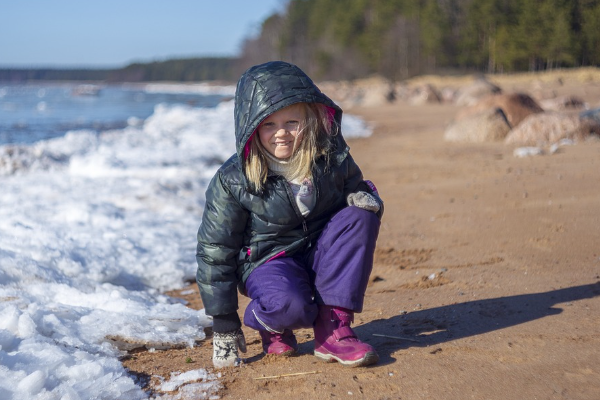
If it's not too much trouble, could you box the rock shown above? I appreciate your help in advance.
[440,87,458,103]
[455,78,502,106]
[505,112,600,146]
[456,93,543,128]
[359,83,396,107]
[318,77,395,108]
[317,81,354,107]
[580,107,600,124]
[408,84,442,105]
[393,83,411,101]
[444,107,511,142]
[539,95,587,111]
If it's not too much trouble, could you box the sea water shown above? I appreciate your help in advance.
[0,82,372,399]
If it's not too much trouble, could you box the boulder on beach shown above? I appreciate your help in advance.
[455,93,543,128]
[505,112,600,146]
[455,78,502,106]
[539,95,587,111]
[444,107,511,142]
[440,87,458,103]
[581,107,600,124]
[317,81,354,107]
[359,84,396,107]
[319,77,395,108]
[408,84,442,105]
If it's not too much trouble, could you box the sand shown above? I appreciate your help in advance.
[124,71,600,400]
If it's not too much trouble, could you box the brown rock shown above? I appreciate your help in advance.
[505,112,600,145]
[455,78,502,106]
[539,95,587,111]
[444,107,511,142]
[456,93,543,127]
[408,84,442,105]
[318,77,395,108]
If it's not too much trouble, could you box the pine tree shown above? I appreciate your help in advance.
[581,1,600,64]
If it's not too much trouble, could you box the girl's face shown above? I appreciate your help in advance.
[258,104,305,159]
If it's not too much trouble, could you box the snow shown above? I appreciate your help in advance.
[0,96,372,399]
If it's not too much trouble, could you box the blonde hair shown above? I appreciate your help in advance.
[244,102,335,193]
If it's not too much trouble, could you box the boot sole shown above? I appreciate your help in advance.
[314,350,379,367]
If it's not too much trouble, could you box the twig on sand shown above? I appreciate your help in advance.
[253,371,320,380]
[372,333,420,343]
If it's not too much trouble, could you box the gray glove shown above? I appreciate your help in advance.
[347,191,380,213]
[212,328,247,368]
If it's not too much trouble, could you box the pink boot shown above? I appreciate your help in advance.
[260,329,298,356]
[313,306,379,367]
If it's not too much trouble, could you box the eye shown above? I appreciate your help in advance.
[287,120,299,126]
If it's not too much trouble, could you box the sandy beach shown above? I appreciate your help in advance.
[124,70,600,400]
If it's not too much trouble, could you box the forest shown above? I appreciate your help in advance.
[0,58,235,83]
[239,0,600,80]
[2,0,599,83]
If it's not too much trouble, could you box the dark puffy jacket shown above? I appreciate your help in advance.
[196,61,381,317]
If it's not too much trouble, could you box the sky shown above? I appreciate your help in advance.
[0,0,286,68]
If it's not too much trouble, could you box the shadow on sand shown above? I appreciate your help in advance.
[350,281,600,365]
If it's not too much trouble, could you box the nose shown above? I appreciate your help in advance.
[274,127,288,136]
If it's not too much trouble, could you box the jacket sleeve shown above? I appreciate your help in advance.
[196,170,248,317]
[343,153,385,219]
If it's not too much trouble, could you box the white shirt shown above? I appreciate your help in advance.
[264,152,316,216]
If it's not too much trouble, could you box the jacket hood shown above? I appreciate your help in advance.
[233,61,344,164]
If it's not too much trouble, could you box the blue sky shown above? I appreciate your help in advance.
[0,0,285,67]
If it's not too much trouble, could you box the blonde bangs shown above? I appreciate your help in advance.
[244,102,336,193]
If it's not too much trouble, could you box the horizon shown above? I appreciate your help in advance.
[0,0,284,69]
[0,55,238,70]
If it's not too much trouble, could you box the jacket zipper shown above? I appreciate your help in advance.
[280,176,309,233]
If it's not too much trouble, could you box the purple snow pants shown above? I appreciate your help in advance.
[243,206,380,333]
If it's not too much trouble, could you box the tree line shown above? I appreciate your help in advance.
[0,58,236,83]
[240,0,600,80]
[2,0,599,83]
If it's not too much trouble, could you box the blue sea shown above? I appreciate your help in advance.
[0,81,373,399]
[0,82,233,145]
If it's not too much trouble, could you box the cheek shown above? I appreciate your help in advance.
[258,130,271,147]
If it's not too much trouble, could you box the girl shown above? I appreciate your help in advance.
[196,61,383,368]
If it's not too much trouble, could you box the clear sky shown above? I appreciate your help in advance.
[0,0,285,68]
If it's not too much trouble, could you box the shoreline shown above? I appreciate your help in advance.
[127,72,600,399]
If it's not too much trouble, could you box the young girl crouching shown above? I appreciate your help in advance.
[196,61,384,368]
